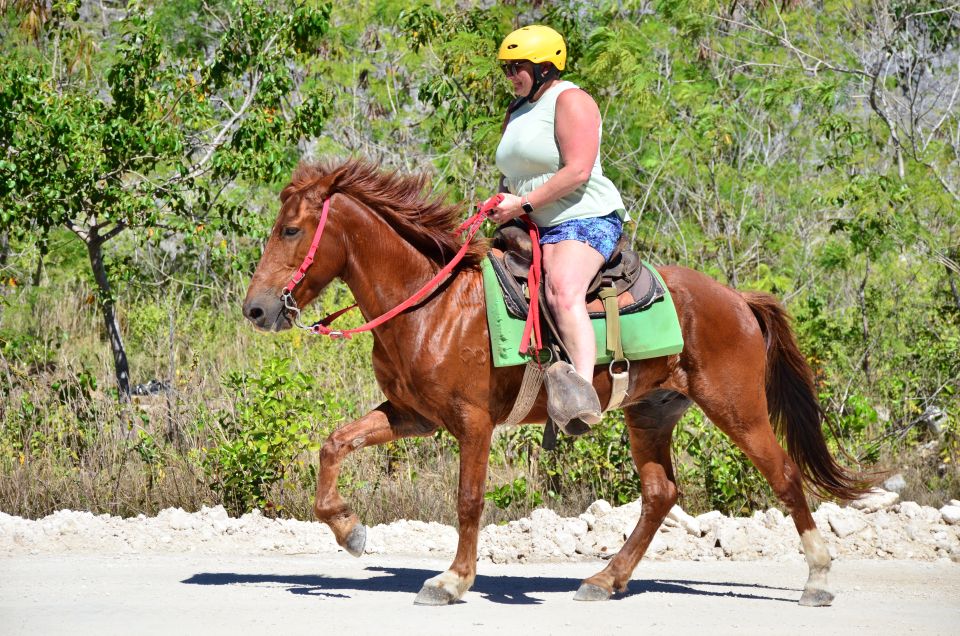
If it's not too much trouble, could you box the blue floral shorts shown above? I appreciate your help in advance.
[539,212,623,261]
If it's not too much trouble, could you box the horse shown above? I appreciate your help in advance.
[242,158,868,606]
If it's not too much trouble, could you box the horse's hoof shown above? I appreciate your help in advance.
[343,524,367,557]
[414,584,456,606]
[574,583,611,601]
[799,588,834,607]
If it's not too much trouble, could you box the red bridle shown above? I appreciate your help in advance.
[280,194,514,341]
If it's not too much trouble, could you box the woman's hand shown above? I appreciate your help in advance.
[489,193,523,224]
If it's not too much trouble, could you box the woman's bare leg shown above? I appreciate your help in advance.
[542,240,605,380]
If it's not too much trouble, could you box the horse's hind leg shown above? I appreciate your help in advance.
[314,402,437,556]
[576,391,692,600]
[700,402,834,606]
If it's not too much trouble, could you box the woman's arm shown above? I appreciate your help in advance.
[490,88,600,222]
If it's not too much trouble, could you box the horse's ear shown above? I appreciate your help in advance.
[303,174,337,207]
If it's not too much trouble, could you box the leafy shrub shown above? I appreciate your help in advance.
[672,410,775,515]
[485,476,542,510]
[201,356,325,516]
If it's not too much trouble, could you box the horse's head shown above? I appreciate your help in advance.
[242,177,347,332]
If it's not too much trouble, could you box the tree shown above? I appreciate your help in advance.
[0,0,330,397]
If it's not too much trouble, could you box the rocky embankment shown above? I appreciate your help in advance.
[2,489,958,563]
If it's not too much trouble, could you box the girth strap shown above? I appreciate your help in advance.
[599,286,630,412]
[501,358,547,427]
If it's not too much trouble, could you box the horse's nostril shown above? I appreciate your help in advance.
[247,305,264,321]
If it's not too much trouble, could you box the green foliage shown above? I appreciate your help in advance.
[1,0,958,520]
[545,415,642,506]
[672,410,775,515]
[494,414,644,508]
[0,0,332,394]
[485,476,542,511]
[201,356,325,516]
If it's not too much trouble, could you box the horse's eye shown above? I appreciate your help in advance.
[282,226,301,238]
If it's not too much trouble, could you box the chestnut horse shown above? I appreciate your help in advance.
[242,159,867,606]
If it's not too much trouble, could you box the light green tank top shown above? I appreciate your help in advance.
[495,81,626,227]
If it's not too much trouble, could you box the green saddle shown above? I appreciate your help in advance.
[482,258,684,368]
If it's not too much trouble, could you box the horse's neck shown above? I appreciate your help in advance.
[338,201,462,328]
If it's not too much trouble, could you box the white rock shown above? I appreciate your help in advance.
[586,500,613,517]
[828,512,868,538]
[564,519,588,538]
[939,505,960,525]
[716,520,753,557]
[202,505,229,521]
[666,505,702,537]
[695,510,723,534]
[899,501,922,519]
[904,521,927,543]
[531,508,561,525]
[816,501,842,515]
[882,473,907,493]
[849,488,899,513]
[554,531,578,557]
[762,508,786,529]
[613,500,643,519]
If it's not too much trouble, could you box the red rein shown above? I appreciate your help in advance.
[284,193,541,356]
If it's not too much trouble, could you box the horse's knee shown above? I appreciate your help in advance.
[320,430,367,467]
[319,437,341,464]
[457,489,486,521]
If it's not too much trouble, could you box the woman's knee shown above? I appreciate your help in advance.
[545,281,584,312]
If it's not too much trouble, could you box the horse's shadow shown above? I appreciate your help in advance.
[181,566,800,605]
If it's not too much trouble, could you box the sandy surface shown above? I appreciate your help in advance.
[1,554,958,635]
[2,492,958,634]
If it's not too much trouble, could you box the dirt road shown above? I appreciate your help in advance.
[1,554,957,635]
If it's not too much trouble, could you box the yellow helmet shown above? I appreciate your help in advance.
[497,25,566,71]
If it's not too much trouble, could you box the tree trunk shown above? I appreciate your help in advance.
[948,266,960,315]
[32,239,46,286]
[86,232,131,398]
[859,258,872,384]
[0,232,8,269]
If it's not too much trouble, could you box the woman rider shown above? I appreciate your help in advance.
[488,25,627,433]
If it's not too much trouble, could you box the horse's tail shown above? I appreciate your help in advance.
[742,291,872,501]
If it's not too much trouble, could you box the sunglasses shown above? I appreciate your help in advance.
[500,61,529,77]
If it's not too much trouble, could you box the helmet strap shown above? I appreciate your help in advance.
[525,62,560,103]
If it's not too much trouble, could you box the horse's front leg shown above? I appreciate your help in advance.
[314,402,437,556]
[414,427,493,605]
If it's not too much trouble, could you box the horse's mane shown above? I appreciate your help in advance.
[281,159,488,268]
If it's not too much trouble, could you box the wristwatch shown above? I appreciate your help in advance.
[521,196,534,214]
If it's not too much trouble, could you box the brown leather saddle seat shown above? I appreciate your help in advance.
[488,221,665,321]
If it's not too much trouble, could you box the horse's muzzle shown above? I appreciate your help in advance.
[242,292,291,332]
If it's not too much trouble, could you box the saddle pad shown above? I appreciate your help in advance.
[482,259,685,368]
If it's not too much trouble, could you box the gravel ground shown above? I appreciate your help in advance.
[1,555,957,635]
[1,489,958,634]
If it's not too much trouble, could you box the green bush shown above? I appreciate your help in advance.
[672,410,775,515]
[201,356,325,516]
